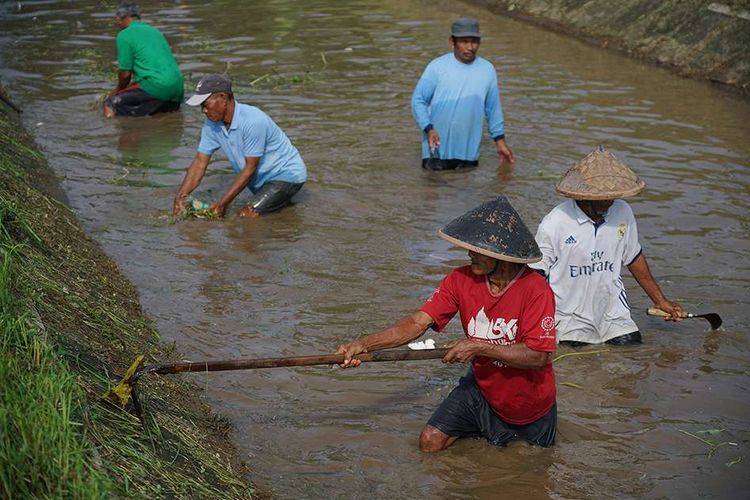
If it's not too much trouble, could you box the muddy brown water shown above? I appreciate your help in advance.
[2,0,749,497]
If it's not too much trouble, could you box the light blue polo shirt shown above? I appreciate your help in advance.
[198,102,306,192]
[411,53,505,162]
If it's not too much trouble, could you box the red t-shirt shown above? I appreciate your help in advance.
[420,266,557,425]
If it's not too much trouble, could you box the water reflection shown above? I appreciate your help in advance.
[114,112,184,172]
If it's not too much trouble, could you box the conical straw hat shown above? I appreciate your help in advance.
[555,146,646,200]
[438,196,542,264]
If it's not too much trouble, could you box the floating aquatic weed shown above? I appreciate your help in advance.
[559,381,583,389]
[552,349,609,363]
[185,199,219,220]
[725,456,742,467]
[678,428,739,459]
[73,48,115,81]
[696,428,726,436]
[234,71,319,91]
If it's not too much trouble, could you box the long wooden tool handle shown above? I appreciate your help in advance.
[647,308,688,318]
[141,348,450,376]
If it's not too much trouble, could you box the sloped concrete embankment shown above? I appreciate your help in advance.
[470,0,750,92]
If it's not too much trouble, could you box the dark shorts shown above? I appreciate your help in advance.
[104,85,180,117]
[422,158,478,171]
[248,181,303,214]
[427,370,557,448]
[559,330,642,348]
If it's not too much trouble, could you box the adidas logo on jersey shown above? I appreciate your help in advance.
[564,235,577,244]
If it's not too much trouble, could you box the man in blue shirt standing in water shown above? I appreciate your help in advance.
[173,74,306,218]
[411,18,514,170]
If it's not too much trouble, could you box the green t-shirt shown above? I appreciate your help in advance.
[116,20,184,102]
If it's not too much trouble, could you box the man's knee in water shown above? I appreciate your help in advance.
[103,104,116,118]
[239,205,260,218]
[419,424,455,452]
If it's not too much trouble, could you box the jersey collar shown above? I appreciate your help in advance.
[571,199,602,225]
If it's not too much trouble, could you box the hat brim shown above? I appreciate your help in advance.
[186,93,211,106]
[438,230,542,264]
[452,32,481,38]
[555,177,646,200]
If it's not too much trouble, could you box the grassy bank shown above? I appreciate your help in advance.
[0,95,254,497]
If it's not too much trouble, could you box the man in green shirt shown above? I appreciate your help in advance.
[103,2,184,118]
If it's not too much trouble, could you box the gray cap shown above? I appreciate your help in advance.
[115,2,140,19]
[186,74,233,106]
[451,17,480,38]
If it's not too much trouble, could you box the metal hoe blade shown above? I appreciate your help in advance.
[692,313,722,330]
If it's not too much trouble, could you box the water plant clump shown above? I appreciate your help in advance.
[187,198,220,219]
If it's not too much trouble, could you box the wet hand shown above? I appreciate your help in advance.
[496,139,514,165]
[173,196,188,216]
[427,129,440,152]
[208,203,226,218]
[442,340,481,364]
[335,341,366,368]
[655,300,685,321]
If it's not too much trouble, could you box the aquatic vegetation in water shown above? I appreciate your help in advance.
[725,456,742,467]
[552,349,609,363]
[192,51,329,92]
[678,428,740,463]
[186,199,219,220]
[559,381,583,389]
[109,167,167,188]
[74,48,115,81]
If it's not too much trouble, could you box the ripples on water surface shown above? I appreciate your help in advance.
[1,0,749,497]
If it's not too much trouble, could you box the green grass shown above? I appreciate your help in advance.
[0,98,254,497]
[0,207,110,498]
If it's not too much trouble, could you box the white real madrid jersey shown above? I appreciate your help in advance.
[529,199,642,343]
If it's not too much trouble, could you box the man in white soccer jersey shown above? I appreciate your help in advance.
[530,146,683,346]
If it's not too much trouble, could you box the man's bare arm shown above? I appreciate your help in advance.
[336,311,435,367]
[173,153,211,215]
[443,340,549,369]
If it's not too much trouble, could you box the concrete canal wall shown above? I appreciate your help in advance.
[469,0,750,93]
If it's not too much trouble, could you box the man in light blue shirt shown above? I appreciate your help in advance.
[173,74,306,218]
[411,18,514,170]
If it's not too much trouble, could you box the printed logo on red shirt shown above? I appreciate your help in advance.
[540,315,555,339]
[467,307,518,344]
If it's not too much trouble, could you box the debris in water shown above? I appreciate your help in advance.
[560,381,583,389]
[678,428,739,459]
[552,349,609,363]
[725,456,742,467]
[186,199,218,220]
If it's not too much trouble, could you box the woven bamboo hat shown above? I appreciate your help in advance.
[438,196,542,264]
[555,146,646,200]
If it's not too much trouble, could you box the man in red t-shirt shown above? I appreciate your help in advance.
[337,196,557,451]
